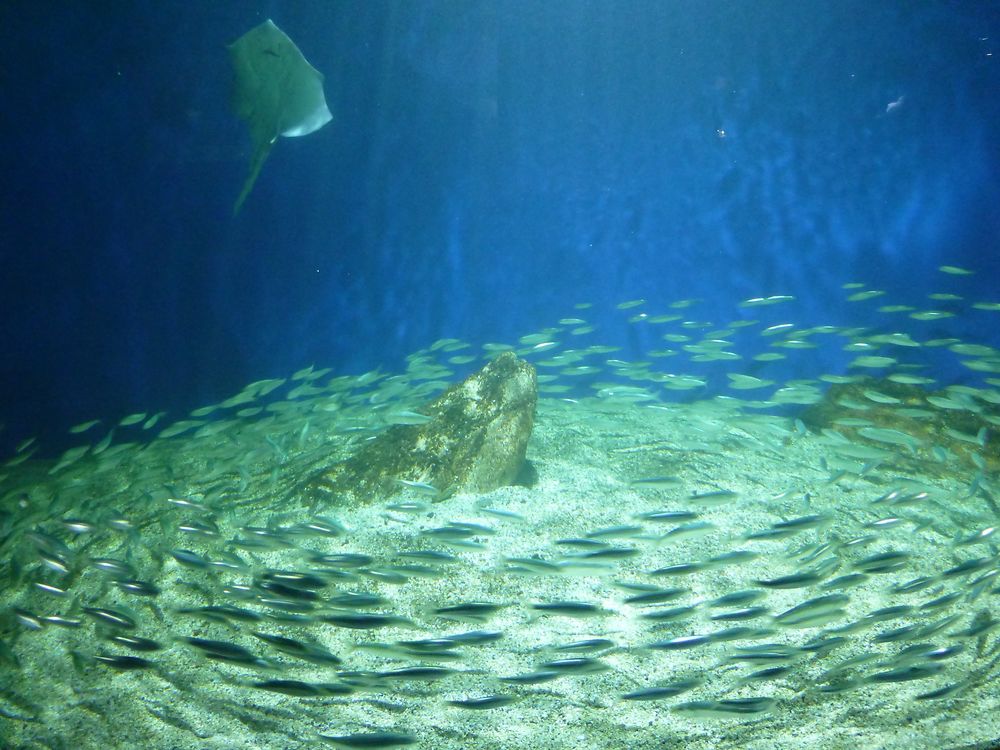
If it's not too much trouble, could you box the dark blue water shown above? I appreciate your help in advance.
[2,1,999,455]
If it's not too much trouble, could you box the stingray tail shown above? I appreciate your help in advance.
[233,141,274,216]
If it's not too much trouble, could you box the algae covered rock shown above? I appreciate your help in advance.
[305,351,537,505]
[800,377,998,472]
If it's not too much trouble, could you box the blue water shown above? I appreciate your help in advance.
[1,1,999,455]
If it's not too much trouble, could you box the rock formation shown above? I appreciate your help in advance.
[305,351,537,506]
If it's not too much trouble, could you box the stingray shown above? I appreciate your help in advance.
[228,19,333,214]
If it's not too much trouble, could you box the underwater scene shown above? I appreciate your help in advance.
[2,3,1000,749]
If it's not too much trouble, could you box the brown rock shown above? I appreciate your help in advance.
[305,351,537,506]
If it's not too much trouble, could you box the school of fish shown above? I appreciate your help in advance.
[1,265,999,749]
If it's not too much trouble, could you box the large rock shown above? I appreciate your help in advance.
[306,351,537,505]
[800,377,998,473]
